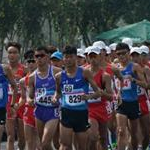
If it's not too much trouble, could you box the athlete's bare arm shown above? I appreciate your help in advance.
[133,63,147,88]
[28,72,35,105]
[144,66,150,89]
[3,64,17,105]
[18,77,26,108]
[53,72,62,102]
[102,73,113,101]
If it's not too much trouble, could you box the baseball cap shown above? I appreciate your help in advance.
[122,37,133,49]
[105,46,111,54]
[109,43,117,51]
[130,47,141,55]
[77,48,86,58]
[51,51,63,60]
[84,46,92,54]
[88,46,101,55]
[93,41,106,50]
[140,45,149,54]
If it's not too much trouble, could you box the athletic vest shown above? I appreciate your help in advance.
[35,66,57,107]
[120,62,137,102]
[61,67,89,110]
[8,63,25,95]
[0,65,8,107]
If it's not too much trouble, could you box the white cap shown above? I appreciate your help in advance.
[105,46,111,54]
[77,48,86,58]
[93,41,106,49]
[130,47,141,55]
[122,37,133,48]
[88,46,101,55]
[140,45,149,54]
[84,46,92,54]
[109,43,117,51]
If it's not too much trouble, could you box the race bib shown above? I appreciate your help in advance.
[65,93,85,106]
[0,84,3,100]
[35,88,53,106]
[114,78,121,90]
[122,78,131,90]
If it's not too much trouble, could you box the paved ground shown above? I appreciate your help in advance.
[1,142,18,150]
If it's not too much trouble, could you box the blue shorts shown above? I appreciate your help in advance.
[34,105,59,123]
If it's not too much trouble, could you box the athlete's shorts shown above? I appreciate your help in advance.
[60,107,90,133]
[116,100,140,120]
[89,101,112,123]
[34,105,59,123]
[6,95,25,120]
[23,105,35,128]
[139,96,150,115]
[0,107,6,125]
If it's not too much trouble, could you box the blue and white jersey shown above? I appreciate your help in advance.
[0,65,8,107]
[35,66,58,107]
[120,62,138,102]
[61,67,89,110]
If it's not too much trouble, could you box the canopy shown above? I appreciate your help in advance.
[96,19,150,43]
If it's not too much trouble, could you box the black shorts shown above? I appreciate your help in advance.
[0,107,6,125]
[116,100,140,120]
[60,107,90,133]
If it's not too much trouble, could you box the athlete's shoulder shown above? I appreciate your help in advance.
[52,65,62,75]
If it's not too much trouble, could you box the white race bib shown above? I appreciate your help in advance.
[122,78,131,90]
[35,88,53,106]
[65,93,85,106]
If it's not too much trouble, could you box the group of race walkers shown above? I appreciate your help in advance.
[0,38,150,150]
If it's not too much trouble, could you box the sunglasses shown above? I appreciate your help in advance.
[27,59,36,63]
[34,54,46,58]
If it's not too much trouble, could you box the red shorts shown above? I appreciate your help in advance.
[23,104,35,128]
[139,95,150,115]
[6,95,25,120]
[89,101,112,123]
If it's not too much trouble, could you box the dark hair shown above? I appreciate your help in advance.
[143,41,150,46]
[116,43,130,51]
[47,45,57,55]
[63,45,77,55]
[5,42,21,53]
[35,46,49,54]
[24,49,35,60]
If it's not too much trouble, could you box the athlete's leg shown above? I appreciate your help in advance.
[75,131,88,150]
[98,121,108,150]
[6,119,15,150]
[41,119,59,150]
[0,125,4,150]
[53,122,60,149]
[88,118,99,150]
[59,123,73,150]
[17,118,25,150]
[128,119,139,150]
[139,114,150,149]
[24,124,37,150]
[116,113,128,150]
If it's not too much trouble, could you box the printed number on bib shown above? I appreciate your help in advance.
[122,78,131,90]
[64,84,73,93]
[65,94,85,106]
[137,86,145,96]
[0,84,3,100]
[38,96,52,104]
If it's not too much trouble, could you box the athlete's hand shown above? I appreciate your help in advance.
[116,93,122,106]
[27,98,35,107]
[52,94,60,105]
[81,94,90,101]
[10,107,16,118]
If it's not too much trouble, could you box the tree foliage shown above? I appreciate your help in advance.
[0,0,150,61]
